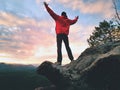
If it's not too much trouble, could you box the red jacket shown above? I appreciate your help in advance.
[45,5,78,35]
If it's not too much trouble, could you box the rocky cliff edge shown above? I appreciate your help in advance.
[36,41,120,90]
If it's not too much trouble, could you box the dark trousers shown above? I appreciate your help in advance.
[57,34,74,63]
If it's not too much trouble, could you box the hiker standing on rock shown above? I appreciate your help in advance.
[43,2,79,65]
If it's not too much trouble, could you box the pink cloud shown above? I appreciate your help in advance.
[69,24,94,44]
[58,0,114,18]
[0,12,56,59]
[0,10,92,64]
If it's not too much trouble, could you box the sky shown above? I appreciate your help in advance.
[0,0,118,65]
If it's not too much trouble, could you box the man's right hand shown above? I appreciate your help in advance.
[76,16,79,20]
[43,2,48,6]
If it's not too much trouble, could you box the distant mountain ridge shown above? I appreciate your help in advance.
[0,63,51,90]
[0,63,35,71]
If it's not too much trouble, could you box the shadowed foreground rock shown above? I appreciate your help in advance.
[36,41,120,90]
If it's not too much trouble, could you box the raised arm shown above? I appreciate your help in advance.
[43,2,58,20]
[69,16,79,25]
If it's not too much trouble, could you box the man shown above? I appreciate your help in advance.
[43,2,79,65]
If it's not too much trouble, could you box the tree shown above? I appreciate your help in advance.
[87,0,120,47]
[110,0,120,43]
[87,20,116,47]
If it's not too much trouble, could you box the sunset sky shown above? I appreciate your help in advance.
[0,0,118,65]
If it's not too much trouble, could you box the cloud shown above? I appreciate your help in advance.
[0,10,91,63]
[0,0,102,64]
[57,0,114,18]
[69,24,94,45]
[0,11,55,59]
[36,0,41,4]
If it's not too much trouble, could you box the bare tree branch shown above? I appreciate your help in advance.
[112,0,120,25]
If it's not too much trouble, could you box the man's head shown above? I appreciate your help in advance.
[61,11,68,18]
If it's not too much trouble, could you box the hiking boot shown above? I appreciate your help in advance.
[55,62,61,65]
[71,59,74,62]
